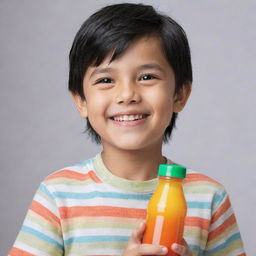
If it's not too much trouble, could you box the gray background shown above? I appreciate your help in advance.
[0,0,255,255]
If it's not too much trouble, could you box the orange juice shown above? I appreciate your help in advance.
[143,164,187,256]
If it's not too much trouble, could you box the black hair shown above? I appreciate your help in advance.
[69,3,192,144]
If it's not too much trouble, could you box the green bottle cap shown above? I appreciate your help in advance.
[158,164,186,178]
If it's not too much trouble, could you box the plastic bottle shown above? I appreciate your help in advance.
[142,164,187,256]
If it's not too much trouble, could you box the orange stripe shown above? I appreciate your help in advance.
[8,247,36,256]
[45,170,102,183]
[59,206,146,219]
[30,200,60,226]
[88,170,102,183]
[184,173,221,185]
[238,254,246,256]
[208,214,236,241]
[212,196,231,223]
[185,216,211,231]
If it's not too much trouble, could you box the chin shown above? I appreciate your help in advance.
[119,145,145,151]
[113,138,157,151]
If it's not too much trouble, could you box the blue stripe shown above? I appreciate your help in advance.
[65,235,129,244]
[187,201,211,209]
[214,190,227,205]
[53,191,151,200]
[22,225,63,250]
[204,232,241,255]
[188,244,203,256]
[53,191,211,209]
[74,159,93,167]
[39,183,55,200]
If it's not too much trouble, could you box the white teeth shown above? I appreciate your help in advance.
[113,114,145,121]
[123,115,129,121]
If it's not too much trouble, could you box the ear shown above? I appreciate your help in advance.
[71,93,88,118]
[173,83,192,113]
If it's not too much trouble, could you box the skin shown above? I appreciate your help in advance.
[72,36,192,255]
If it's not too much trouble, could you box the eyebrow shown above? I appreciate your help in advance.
[138,64,165,73]
[89,63,165,79]
[90,67,113,79]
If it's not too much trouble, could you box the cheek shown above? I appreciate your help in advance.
[148,88,174,126]
[147,86,174,111]
[158,99,174,126]
[86,93,108,121]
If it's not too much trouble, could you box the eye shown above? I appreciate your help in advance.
[95,77,114,84]
[139,74,157,81]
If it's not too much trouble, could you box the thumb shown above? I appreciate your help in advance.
[130,220,146,243]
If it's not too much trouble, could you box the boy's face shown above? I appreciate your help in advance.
[73,36,191,151]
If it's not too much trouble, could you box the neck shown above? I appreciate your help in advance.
[101,144,171,181]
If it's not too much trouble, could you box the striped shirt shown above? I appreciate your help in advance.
[9,153,245,256]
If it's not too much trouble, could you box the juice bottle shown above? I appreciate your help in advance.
[142,164,187,256]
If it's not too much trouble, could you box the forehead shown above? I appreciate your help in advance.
[88,36,171,74]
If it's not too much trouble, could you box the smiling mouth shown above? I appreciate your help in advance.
[109,114,150,122]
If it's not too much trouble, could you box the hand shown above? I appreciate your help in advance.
[171,239,192,256]
[123,220,168,256]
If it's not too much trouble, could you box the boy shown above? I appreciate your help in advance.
[9,3,245,256]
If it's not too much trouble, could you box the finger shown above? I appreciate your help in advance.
[130,221,146,243]
[171,242,191,256]
[138,244,168,255]
[171,243,186,255]
[181,238,192,256]
[181,238,189,248]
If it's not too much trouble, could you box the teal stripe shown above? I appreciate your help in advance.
[53,191,151,200]
[74,159,93,167]
[53,191,211,209]
[187,201,211,209]
[39,183,54,200]
[22,225,63,250]
[214,190,227,205]
[188,244,203,256]
[204,232,241,255]
[65,235,129,244]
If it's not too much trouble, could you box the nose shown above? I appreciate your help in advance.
[115,82,141,104]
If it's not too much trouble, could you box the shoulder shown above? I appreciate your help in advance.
[181,168,233,220]
[184,168,224,190]
[184,168,230,212]
[29,156,104,220]
[42,157,102,188]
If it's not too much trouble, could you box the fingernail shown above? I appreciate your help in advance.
[172,244,184,254]
[171,243,177,249]
[160,246,168,254]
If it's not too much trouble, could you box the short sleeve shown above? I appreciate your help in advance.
[8,182,64,256]
[204,188,246,256]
